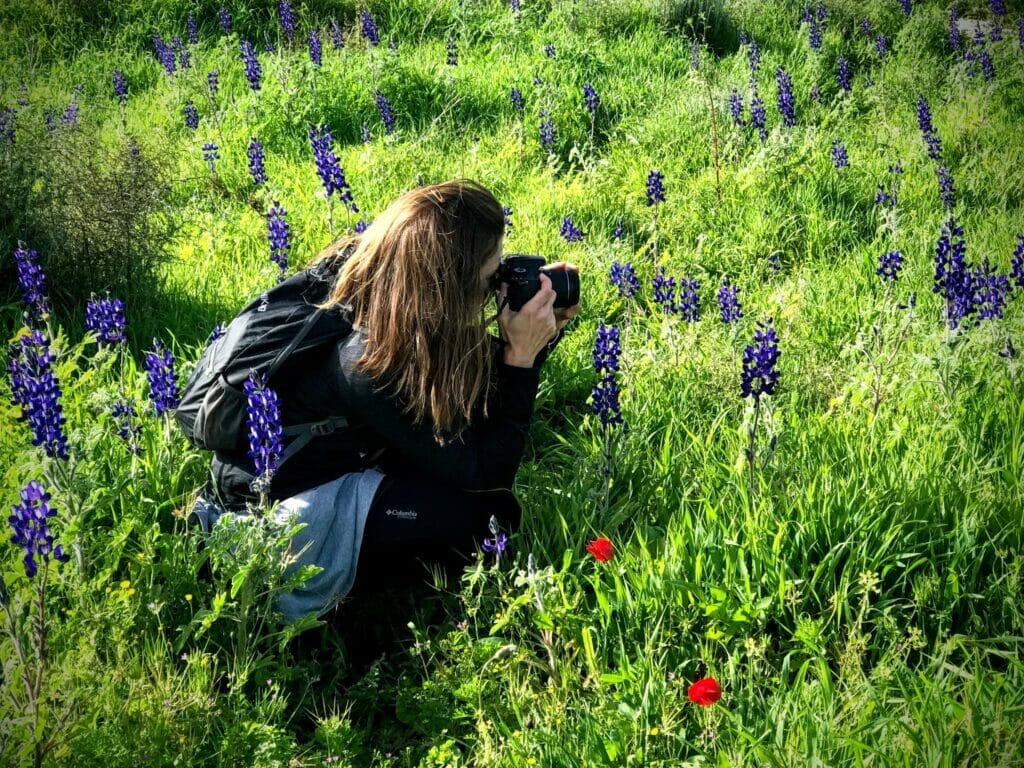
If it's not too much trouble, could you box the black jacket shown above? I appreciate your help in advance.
[208,298,563,510]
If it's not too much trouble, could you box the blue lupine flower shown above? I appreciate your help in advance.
[949,10,962,51]
[44,108,60,133]
[899,0,912,17]
[876,34,889,57]
[741,319,780,402]
[248,138,267,186]
[718,278,743,323]
[511,0,521,20]
[112,399,142,454]
[610,261,638,298]
[187,13,199,45]
[837,55,852,93]
[539,112,555,151]
[361,123,371,143]
[729,89,745,125]
[361,8,380,46]
[933,218,976,329]
[202,142,219,173]
[209,323,226,344]
[308,124,355,206]
[748,38,761,76]
[0,106,16,143]
[917,96,942,161]
[860,18,872,36]
[482,531,508,557]
[207,70,219,99]
[241,40,262,91]
[330,18,345,49]
[598,321,618,376]
[678,277,700,322]
[612,214,626,241]
[801,7,813,23]
[980,49,996,80]
[646,170,665,207]
[592,322,623,428]
[831,139,848,169]
[145,339,180,416]
[85,294,127,345]
[113,69,128,105]
[309,29,323,66]
[652,267,676,314]
[877,250,903,282]
[447,35,458,66]
[875,161,903,207]
[750,89,767,141]
[991,0,1006,17]
[560,216,584,242]
[184,100,198,130]
[973,258,1009,320]
[375,91,395,134]
[279,0,296,44]
[583,83,600,116]
[991,26,1003,42]
[153,35,176,75]
[8,481,69,579]
[173,36,190,70]
[937,166,956,211]
[1012,233,1024,290]
[809,21,822,50]
[267,202,291,279]
[739,29,749,45]
[511,87,524,113]
[219,6,232,33]
[544,44,556,58]
[244,371,284,493]
[354,219,368,233]
[817,1,827,21]
[14,244,49,320]
[388,37,398,53]
[810,82,822,102]
[533,72,543,87]
[9,330,69,460]
[62,101,79,128]
[503,206,513,233]
[776,68,796,127]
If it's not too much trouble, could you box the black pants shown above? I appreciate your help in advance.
[347,474,522,595]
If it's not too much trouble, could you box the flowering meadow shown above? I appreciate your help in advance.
[2,0,1024,765]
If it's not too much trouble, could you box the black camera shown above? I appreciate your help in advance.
[496,254,580,312]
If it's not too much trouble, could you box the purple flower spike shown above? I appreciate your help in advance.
[267,202,291,280]
[729,89,745,125]
[375,91,395,135]
[85,294,128,345]
[241,40,262,91]
[145,339,180,416]
[9,481,70,579]
[652,267,677,314]
[361,8,380,46]
[560,216,584,242]
[113,69,128,105]
[8,330,69,460]
[14,244,49,320]
[718,279,743,323]
[248,138,267,186]
[646,170,665,206]
[776,67,795,127]
[877,250,903,282]
[610,261,638,299]
[309,29,323,66]
[244,371,284,494]
[592,322,623,429]
[678,277,700,322]
[741,319,781,402]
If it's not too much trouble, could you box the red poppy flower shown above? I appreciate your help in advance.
[585,537,614,562]
[687,676,722,706]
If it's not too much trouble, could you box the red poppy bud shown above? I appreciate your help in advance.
[687,676,722,706]
[585,536,614,562]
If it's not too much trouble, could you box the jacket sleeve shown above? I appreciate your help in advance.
[336,337,542,491]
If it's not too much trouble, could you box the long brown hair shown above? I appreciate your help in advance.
[314,180,505,441]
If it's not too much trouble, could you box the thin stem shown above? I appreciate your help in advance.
[747,399,762,514]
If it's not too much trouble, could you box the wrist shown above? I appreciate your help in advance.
[502,345,536,368]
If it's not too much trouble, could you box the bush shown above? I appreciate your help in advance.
[4,123,179,316]
[660,0,739,55]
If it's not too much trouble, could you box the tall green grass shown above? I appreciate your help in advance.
[2,0,1023,765]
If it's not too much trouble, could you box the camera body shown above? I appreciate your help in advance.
[497,254,580,312]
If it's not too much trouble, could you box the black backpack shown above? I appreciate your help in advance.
[175,261,353,467]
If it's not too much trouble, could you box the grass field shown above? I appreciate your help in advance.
[2,0,1023,765]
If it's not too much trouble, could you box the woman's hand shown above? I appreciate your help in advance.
[499,274,558,368]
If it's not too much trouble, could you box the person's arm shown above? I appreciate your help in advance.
[341,343,541,491]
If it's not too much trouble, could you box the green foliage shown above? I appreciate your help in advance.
[2,0,1024,765]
